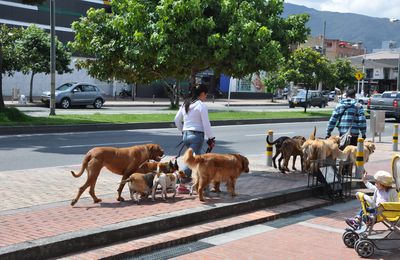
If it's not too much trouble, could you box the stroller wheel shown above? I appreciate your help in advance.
[342,231,359,248]
[355,240,374,258]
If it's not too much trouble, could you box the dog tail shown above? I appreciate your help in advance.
[120,178,131,185]
[309,126,316,140]
[183,148,201,168]
[266,135,276,145]
[71,154,91,178]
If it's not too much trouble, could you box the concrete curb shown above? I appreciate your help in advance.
[0,186,323,260]
[0,117,330,136]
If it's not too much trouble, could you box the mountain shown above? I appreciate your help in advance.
[283,3,400,51]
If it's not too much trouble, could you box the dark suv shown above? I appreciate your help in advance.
[289,90,328,108]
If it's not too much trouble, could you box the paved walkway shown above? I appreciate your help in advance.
[0,137,396,258]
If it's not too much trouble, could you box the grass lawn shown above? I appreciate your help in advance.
[0,107,332,126]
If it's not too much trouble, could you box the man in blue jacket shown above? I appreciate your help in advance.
[326,89,367,146]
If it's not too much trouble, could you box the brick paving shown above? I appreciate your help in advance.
[0,139,396,258]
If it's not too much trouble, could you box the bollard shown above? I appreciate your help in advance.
[393,124,398,151]
[266,130,273,167]
[355,137,364,178]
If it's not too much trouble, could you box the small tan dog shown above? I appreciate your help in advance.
[340,141,376,164]
[151,171,186,201]
[120,172,156,204]
[137,160,179,174]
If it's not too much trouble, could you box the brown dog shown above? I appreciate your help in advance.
[70,143,164,206]
[183,148,249,201]
[279,136,306,173]
[120,172,156,204]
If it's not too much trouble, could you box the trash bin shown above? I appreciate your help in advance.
[370,110,385,142]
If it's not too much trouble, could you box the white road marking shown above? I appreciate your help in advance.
[245,132,295,137]
[59,140,152,148]
[298,221,344,234]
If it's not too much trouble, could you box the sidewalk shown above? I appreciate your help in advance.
[0,140,396,259]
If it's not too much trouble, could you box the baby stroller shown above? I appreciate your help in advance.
[342,155,400,258]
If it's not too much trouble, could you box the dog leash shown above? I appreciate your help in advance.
[175,141,186,159]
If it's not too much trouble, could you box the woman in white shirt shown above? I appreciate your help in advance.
[174,84,215,193]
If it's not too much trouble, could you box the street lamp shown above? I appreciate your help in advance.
[390,18,400,91]
[49,0,56,115]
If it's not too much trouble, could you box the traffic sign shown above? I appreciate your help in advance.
[355,71,363,81]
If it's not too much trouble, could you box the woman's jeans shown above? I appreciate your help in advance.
[182,130,204,179]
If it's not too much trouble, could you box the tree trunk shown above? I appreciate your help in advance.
[29,71,35,103]
[0,43,4,111]
[304,87,309,113]
[190,68,197,88]
[131,83,135,101]
[0,72,4,111]
[174,81,180,107]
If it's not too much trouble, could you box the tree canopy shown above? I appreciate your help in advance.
[70,0,310,88]
[283,47,330,89]
[330,58,357,91]
[19,25,72,102]
[0,25,24,110]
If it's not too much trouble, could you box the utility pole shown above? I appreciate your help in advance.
[49,0,56,115]
[397,53,400,91]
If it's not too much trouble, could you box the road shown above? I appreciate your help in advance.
[0,120,395,171]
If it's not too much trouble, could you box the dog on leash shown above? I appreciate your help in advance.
[183,148,249,201]
[137,160,179,174]
[266,136,290,169]
[340,141,376,165]
[120,172,156,204]
[279,136,306,173]
[151,171,186,201]
[70,143,164,206]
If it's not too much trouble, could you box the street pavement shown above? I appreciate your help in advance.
[0,99,398,259]
[0,136,396,258]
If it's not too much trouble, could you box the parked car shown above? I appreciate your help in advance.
[41,82,106,109]
[329,91,336,101]
[288,90,328,108]
[368,91,400,121]
[356,93,370,105]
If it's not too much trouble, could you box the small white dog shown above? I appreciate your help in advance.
[152,171,186,201]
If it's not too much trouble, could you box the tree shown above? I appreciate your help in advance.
[70,0,310,108]
[19,25,72,102]
[283,47,330,112]
[330,58,357,91]
[0,25,23,111]
[263,70,286,102]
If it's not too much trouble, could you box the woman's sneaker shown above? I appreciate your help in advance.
[345,217,361,229]
[177,184,190,194]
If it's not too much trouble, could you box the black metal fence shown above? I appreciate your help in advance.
[308,159,354,201]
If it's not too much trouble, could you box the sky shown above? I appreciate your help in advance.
[285,0,400,19]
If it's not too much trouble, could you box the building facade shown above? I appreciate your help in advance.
[301,35,365,60]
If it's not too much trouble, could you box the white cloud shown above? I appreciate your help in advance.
[285,0,400,19]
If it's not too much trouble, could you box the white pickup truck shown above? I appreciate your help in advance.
[368,91,400,121]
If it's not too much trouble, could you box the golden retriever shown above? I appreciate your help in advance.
[183,148,249,201]
[302,127,341,173]
[70,143,164,206]
[340,141,376,165]
[279,136,306,173]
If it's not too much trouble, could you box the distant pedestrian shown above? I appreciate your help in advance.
[326,88,367,146]
[174,84,215,193]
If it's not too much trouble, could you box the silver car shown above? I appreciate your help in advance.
[41,82,106,109]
